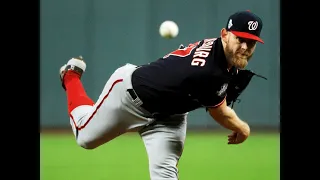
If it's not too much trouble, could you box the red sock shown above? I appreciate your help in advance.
[64,71,94,114]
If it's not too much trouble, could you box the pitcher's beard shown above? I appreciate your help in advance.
[232,58,248,69]
[225,54,248,69]
[225,48,252,69]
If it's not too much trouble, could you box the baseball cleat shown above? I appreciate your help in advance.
[60,56,86,90]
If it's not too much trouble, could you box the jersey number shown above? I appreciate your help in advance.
[163,42,199,58]
[163,41,206,67]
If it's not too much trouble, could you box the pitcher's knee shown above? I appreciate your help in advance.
[150,160,179,179]
[76,135,100,150]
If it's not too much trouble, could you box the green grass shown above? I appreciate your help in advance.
[41,132,279,180]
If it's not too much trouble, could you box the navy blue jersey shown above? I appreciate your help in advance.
[131,37,232,115]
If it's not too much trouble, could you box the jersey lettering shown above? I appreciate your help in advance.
[191,58,206,66]
[163,42,200,58]
[191,38,216,67]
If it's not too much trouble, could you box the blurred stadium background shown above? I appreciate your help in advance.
[40,0,280,179]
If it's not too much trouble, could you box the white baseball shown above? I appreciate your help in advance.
[159,20,179,39]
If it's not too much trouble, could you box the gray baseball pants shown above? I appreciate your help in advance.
[68,63,187,180]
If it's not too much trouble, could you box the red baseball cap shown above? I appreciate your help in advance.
[226,10,264,44]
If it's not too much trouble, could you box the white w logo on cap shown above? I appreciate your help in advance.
[248,21,258,30]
